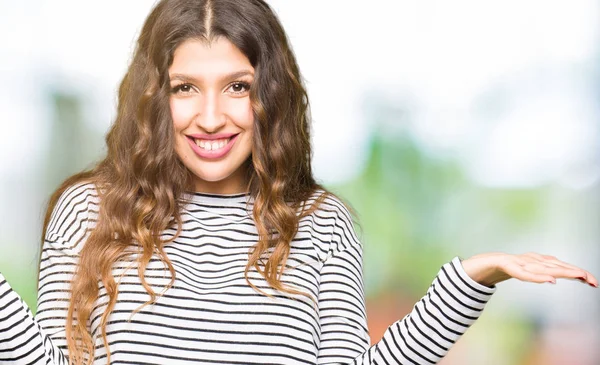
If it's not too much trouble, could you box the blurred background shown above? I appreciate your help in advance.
[1,0,598,364]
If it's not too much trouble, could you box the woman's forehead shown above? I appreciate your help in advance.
[169,37,254,81]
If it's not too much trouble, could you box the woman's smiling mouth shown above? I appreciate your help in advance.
[186,133,240,158]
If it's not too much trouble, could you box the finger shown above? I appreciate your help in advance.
[523,264,587,280]
[524,254,597,286]
[537,258,598,287]
[536,261,586,275]
[538,262,590,283]
[535,261,566,270]
[524,253,578,269]
[504,263,556,284]
[584,272,599,288]
[543,257,587,272]
[523,252,549,262]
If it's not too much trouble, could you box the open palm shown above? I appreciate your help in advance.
[461,252,598,288]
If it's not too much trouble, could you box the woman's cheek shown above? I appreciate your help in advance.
[227,98,254,128]
[170,97,198,129]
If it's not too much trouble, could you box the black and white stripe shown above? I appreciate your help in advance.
[0,276,67,365]
[1,182,494,364]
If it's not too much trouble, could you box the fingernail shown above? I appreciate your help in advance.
[548,280,556,284]
[590,283,598,288]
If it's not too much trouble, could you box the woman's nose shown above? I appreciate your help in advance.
[194,92,226,132]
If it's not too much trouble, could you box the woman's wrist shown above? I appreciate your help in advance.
[460,253,510,287]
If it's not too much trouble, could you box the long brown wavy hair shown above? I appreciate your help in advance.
[40,0,325,363]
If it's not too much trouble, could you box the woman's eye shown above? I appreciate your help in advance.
[171,84,194,94]
[227,82,250,95]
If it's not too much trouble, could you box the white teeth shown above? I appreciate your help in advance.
[193,137,231,151]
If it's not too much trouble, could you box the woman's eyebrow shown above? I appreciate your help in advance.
[169,70,254,83]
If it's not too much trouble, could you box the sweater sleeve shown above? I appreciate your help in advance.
[0,273,68,364]
[315,202,496,364]
[35,182,99,359]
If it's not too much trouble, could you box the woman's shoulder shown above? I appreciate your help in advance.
[44,181,100,248]
[297,189,360,257]
[302,189,355,224]
[50,181,100,219]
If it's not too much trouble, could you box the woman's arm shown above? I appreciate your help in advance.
[315,200,596,365]
[315,205,494,364]
[0,273,68,364]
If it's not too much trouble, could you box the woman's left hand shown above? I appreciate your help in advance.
[461,252,598,288]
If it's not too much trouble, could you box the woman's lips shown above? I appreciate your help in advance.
[186,133,239,159]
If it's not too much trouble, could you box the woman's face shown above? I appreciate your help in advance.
[169,37,255,194]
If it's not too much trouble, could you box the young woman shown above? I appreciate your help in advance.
[0,0,596,364]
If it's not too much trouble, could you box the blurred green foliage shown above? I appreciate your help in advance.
[331,129,546,297]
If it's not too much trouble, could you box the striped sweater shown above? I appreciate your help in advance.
[0,182,495,364]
